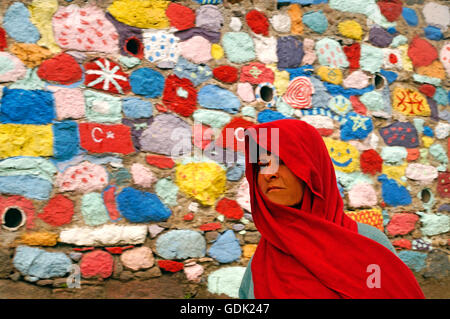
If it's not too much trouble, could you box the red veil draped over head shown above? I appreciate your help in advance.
[244,119,424,299]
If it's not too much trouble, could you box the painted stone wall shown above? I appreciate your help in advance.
[0,0,448,299]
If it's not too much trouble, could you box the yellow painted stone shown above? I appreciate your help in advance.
[382,163,408,185]
[29,0,61,53]
[323,138,360,173]
[108,0,169,29]
[422,136,434,148]
[267,64,289,95]
[0,124,53,158]
[211,44,224,60]
[416,60,446,80]
[19,231,59,246]
[398,45,413,72]
[316,66,343,85]
[338,20,363,40]
[175,162,226,206]
[345,208,384,231]
[10,43,53,68]
[242,244,257,258]
[391,87,431,116]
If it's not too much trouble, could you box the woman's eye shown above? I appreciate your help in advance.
[257,161,269,167]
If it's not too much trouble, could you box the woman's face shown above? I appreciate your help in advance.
[256,152,305,207]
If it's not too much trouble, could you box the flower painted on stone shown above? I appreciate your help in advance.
[84,58,131,94]
[162,74,197,117]
[323,137,360,173]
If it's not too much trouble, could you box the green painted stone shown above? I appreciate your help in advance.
[84,90,122,123]
[192,109,231,128]
[155,178,179,207]
[222,32,255,64]
[81,192,109,226]
[360,44,384,74]
[359,91,384,112]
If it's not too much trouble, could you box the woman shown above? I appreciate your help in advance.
[239,119,425,299]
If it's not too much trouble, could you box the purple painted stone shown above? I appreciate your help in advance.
[379,121,419,148]
[174,27,221,43]
[105,12,143,58]
[437,204,450,212]
[369,26,394,48]
[426,97,439,121]
[277,36,304,69]
[122,117,152,151]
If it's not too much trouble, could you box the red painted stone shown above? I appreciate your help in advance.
[162,74,197,117]
[0,195,36,229]
[418,84,436,98]
[213,65,239,83]
[316,128,334,136]
[38,194,74,227]
[158,260,184,272]
[215,198,244,220]
[239,62,274,84]
[377,0,403,22]
[37,53,83,85]
[103,186,121,221]
[165,2,195,31]
[214,117,255,152]
[79,123,135,155]
[350,96,367,115]
[245,10,269,36]
[199,222,222,231]
[145,154,175,169]
[73,247,95,252]
[84,58,131,94]
[407,36,438,68]
[192,123,215,150]
[343,43,360,70]
[104,246,134,254]
[0,27,7,51]
[183,212,194,221]
[406,148,420,161]
[386,213,419,236]
[155,103,168,113]
[360,149,383,175]
[437,172,450,198]
[80,250,114,279]
[392,239,412,250]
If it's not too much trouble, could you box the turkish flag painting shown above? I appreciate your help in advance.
[79,123,135,155]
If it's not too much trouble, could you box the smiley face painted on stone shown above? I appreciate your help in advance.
[323,137,360,173]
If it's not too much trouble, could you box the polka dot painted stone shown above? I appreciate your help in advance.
[315,38,349,69]
[437,172,450,198]
[379,121,419,148]
[345,208,384,231]
[143,30,179,64]
[440,43,450,77]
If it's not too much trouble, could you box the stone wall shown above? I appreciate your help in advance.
[0,0,448,299]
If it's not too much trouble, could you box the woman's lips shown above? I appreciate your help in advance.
[267,187,284,192]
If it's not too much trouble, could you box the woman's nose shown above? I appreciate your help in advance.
[263,168,279,180]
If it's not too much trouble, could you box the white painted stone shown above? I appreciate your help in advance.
[270,14,291,33]
[253,35,278,64]
[422,2,450,31]
[300,115,334,130]
[435,122,450,139]
[229,17,242,31]
[405,163,438,183]
[207,266,246,298]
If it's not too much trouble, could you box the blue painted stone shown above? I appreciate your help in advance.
[379,122,419,148]
[433,87,448,106]
[129,68,165,98]
[2,2,40,43]
[337,182,344,198]
[122,97,152,118]
[397,251,427,272]
[0,88,54,124]
[323,82,374,98]
[13,246,71,279]
[310,76,331,106]
[340,112,373,141]
[194,0,222,4]
[378,174,412,206]
[226,163,245,181]
[257,109,290,123]
[284,65,314,80]
[207,230,241,263]
[278,0,327,4]
[380,69,398,84]
[424,26,443,41]
[117,187,172,223]
[402,7,418,26]
[277,36,304,69]
[302,11,328,34]
[382,210,390,226]
[111,167,132,186]
[53,121,79,161]
[198,85,240,114]
[155,230,206,259]
[174,57,212,86]
[386,27,397,35]
[423,126,434,137]
[0,175,53,200]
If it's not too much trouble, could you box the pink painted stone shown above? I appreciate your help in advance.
[56,161,108,193]
[343,70,370,89]
[179,36,212,64]
[48,87,85,120]
[440,43,450,77]
[130,163,157,188]
[52,4,119,54]
[301,38,317,65]
[236,179,251,212]
[386,213,419,236]
[0,52,27,82]
[183,263,204,283]
[237,82,255,102]
[120,246,154,271]
[348,183,377,208]
[80,250,114,279]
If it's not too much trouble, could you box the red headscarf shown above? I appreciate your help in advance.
[244,119,425,299]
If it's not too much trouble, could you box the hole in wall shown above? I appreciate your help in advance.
[1,207,26,231]
[124,37,143,58]
[374,74,385,90]
[260,85,274,103]
[420,188,431,204]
